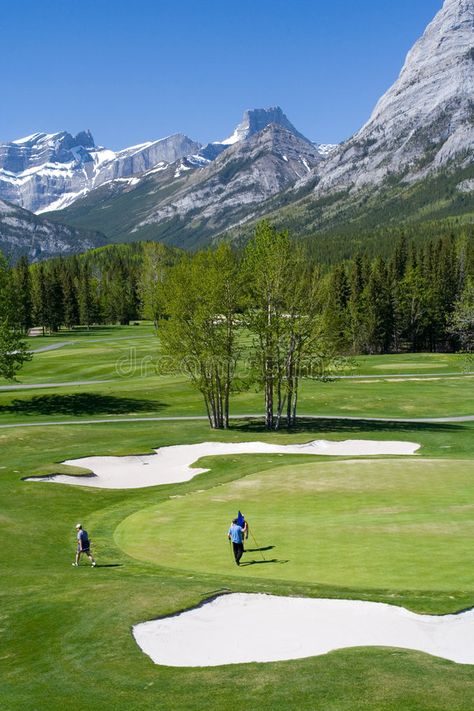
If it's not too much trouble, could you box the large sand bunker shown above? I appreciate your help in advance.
[25,439,419,489]
[133,593,474,667]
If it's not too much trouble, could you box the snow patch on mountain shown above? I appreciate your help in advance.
[315,143,338,158]
[0,107,335,227]
[0,131,201,213]
[457,178,474,193]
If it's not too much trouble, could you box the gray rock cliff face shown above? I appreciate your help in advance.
[314,0,474,194]
[0,199,104,261]
[219,106,312,145]
[0,131,200,213]
[198,106,316,160]
[0,106,318,217]
[131,123,323,236]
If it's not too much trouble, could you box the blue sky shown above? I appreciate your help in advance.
[1,0,442,149]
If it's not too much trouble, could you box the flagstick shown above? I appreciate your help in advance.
[249,528,266,561]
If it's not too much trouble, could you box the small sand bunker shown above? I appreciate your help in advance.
[25,439,419,489]
[133,593,474,667]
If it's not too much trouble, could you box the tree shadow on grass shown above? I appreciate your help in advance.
[233,417,466,436]
[1,393,167,417]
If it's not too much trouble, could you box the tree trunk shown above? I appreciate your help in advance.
[265,354,274,429]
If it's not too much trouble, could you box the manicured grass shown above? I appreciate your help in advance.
[354,352,469,375]
[1,367,473,426]
[1,374,473,424]
[1,325,472,425]
[116,457,474,591]
[2,326,474,710]
[2,420,474,710]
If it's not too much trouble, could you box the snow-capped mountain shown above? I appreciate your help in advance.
[0,198,105,261]
[47,0,474,257]
[2,2,472,255]
[220,106,311,146]
[199,107,336,161]
[314,0,474,194]
[0,131,201,213]
[0,106,331,217]
[130,123,324,242]
[46,121,324,249]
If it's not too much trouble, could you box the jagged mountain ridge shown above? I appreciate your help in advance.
[0,107,328,217]
[0,198,105,261]
[228,0,474,245]
[0,131,201,213]
[3,1,473,255]
[46,123,324,249]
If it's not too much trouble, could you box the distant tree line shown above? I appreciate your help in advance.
[1,225,473,399]
[321,234,474,354]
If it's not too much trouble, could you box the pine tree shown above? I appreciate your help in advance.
[12,255,33,334]
[31,263,48,335]
[61,263,79,329]
[43,261,64,333]
[78,261,97,329]
[363,258,393,354]
[0,251,32,380]
[347,254,368,353]
[322,264,350,352]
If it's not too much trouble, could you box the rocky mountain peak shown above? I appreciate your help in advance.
[367,0,473,130]
[221,106,312,145]
[316,0,474,193]
[0,128,200,213]
[73,130,95,148]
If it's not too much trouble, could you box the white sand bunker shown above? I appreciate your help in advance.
[25,439,419,490]
[133,593,474,667]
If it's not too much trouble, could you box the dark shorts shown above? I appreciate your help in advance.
[77,544,90,553]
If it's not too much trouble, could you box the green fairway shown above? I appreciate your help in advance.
[354,352,469,375]
[1,373,473,426]
[2,325,474,710]
[0,325,473,426]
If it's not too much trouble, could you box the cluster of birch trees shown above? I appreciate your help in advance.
[153,222,326,430]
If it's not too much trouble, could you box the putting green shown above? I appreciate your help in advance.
[115,457,474,591]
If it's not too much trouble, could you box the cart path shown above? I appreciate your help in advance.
[1,370,472,392]
[30,341,74,353]
[335,371,474,379]
[0,380,111,391]
[0,413,473,429]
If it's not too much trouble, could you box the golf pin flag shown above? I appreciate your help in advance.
[236,511,245,527]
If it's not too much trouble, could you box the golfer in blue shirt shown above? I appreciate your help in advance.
[228,518,247,566]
